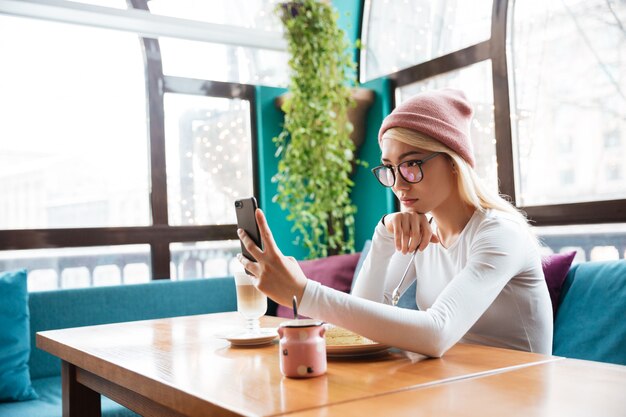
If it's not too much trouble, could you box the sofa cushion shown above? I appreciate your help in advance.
[553,260,626,365]
[0,376,139,417]
[0,269,38,402]
[276,253,361,318]
[28,277,237,380]
[542,251,577,316]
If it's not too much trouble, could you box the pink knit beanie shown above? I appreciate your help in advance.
[378,88,475,167]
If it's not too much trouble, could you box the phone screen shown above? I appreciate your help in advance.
[234,197,262,263]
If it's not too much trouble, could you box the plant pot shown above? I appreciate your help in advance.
[275,87,375,154]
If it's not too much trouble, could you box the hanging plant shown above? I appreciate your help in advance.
[273,0,358,259]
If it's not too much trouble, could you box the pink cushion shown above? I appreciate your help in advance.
[542,251,577,316]
[276,253,360,319]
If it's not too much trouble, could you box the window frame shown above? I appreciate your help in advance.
[368,0,626,226]
[0,0,260,279]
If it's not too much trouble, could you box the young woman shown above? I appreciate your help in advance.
[237,89,553,357]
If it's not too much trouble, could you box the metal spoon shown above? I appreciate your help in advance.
[292,295,298,319]
[391,217,433,306]
[391,251,417,306]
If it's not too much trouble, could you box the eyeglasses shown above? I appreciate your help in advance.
[371,152,443,187]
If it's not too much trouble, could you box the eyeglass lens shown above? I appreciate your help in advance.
[377,162,422,186]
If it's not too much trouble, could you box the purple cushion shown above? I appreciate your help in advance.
[276,253,360,318]
[542,251,576,316]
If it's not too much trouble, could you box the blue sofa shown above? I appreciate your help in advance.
[0,277,238,417]
[1,259,624,417]
[552,260,626,364]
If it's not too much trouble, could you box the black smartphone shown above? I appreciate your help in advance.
[234,197,263,264]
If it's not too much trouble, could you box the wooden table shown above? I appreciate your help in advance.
[285,358,626,417]
[38,312,562,417]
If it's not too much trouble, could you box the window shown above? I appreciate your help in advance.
[534,224,626,262]
[558,136,574,153]
[149,0,288,86]
[559,168,575,186]
[0,15,150,230]
[148,0,282,29]
[607,163,622,182]
[361,0,492,82]
[604,130,621,149]
[0,245,151,291]
[65,0,126,8]
[509,0,626,206]
[158,38,288,86]
[0,2,262,288]
[164,94,255,226]
[170,240,243,280]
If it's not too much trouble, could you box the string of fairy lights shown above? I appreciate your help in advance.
[176,102,252,226]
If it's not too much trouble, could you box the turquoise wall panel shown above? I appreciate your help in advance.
[351,77,395,251]
[254,85,307,259]
[333,0,363,84]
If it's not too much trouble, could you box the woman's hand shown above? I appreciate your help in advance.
[237,208,308,307]
[384,212,439,254]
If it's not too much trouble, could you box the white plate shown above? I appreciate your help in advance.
[326,342,390,357]
[324,324,390,357]
[216,328,278,346]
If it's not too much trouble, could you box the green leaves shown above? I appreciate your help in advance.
[273,0,358,259]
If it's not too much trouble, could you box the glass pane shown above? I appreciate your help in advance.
[396,61,498,193]
[361,0,492,81]
[165,94,254,226]
[66,0,126,8]
[0,245,151,291]
[510,0,626,206]
[148,0,282,30]
[0,15,150,230]
[170,240,242,280]
[533,224,626,262]
[150,0,288,86]
[159,37,288,87]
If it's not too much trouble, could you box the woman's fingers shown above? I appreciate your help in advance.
[255,208,282,256]
[237,208,280,261]
[408,214,421,253]
[399,215,408,254]
[388,212,435,254]
[237,227,263,261]
[391,215,404,253]
[417,219,432,251]
[237,253,261,277]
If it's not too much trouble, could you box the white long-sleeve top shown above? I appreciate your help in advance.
[298,209,553,357]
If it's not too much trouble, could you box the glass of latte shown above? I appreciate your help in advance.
[234,271,267,334]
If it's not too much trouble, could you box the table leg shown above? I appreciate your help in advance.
[62,361,101,417]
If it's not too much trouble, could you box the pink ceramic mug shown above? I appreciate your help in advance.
[278,319,327,378]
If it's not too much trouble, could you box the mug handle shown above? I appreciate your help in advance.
[319,326,326,337]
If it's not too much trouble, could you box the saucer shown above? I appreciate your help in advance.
[216,328,278,346]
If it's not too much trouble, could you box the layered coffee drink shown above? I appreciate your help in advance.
[236,284,267,319]
[234,271,268,334]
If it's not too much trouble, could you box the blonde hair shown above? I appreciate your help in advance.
[382,127,530,225]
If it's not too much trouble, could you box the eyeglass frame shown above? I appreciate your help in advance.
[371,152,443,187]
